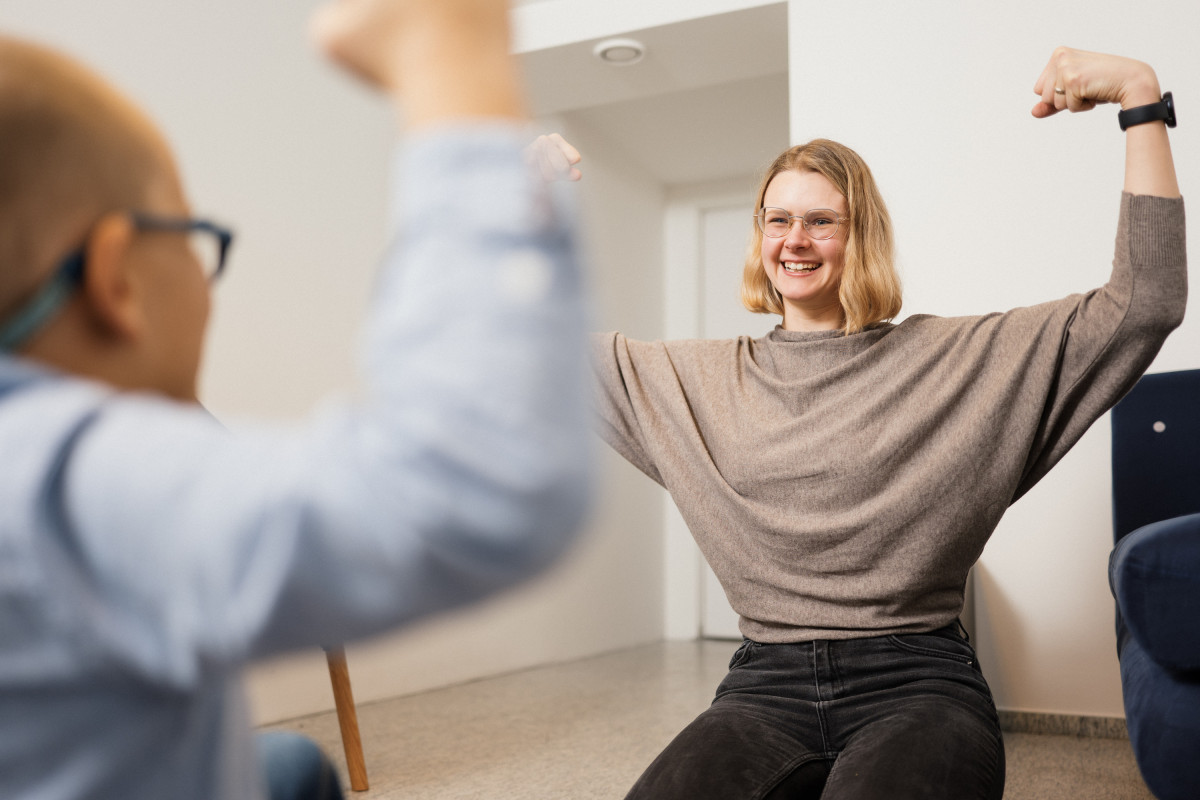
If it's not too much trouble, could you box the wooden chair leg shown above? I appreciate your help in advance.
[324,645,369,792]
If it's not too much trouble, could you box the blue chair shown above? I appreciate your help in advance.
[1110,368,1200,800]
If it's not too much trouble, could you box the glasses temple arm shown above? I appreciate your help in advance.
[0,252,86,352]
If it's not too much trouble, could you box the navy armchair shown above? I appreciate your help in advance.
[1110,368,1200,800]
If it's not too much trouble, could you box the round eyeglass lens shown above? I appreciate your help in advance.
[759,208,792,238]
[802,209,841,240]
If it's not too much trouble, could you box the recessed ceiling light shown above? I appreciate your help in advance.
[593,38,646,66]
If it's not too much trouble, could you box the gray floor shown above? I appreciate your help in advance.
[265,640,1154,799]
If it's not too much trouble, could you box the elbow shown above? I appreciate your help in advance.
[1160,268,1187,332]
[490,454,594,583]
[1128,275,1187,338]
[421,447,595,594]
[508,462,593,577]
[457,393,596,584]
[1169,277,1188,330]
[1150,291,1187,337]
[1156,270,1188,332]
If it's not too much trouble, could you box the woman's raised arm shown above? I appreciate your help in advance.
[1032,47,1179,198]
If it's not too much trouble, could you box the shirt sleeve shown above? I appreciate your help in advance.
[1013,192,1186,498]
[590,331,666,486]
[57,125,593,687]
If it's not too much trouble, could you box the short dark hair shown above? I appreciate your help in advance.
[0,36,167,319]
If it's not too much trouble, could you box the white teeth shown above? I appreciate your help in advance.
[783,262,819,274]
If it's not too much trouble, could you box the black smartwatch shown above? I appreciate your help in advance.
[1118,91,1176,131]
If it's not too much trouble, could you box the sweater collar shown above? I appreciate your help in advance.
[764,322,895,343]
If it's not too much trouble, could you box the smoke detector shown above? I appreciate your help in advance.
[593,38,646,66]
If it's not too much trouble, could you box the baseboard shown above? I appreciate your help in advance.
[998,710,1128,739]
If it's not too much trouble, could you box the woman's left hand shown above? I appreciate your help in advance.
[1032,47,1161,119]
[526,133,583,182]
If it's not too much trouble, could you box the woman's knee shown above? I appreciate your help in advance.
[625,705,821,800]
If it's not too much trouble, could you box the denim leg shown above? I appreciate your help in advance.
[821,694,1004,800]
[257,731,345,800]
[626,627,1004,800]
[821,628,1005,800]
[625,641,831,800]
[623,700,830,800]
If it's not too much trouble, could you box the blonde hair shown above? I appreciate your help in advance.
[740,138,901,334]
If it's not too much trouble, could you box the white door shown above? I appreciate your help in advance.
[697,203,776,639]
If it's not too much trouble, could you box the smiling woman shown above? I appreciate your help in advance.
[757,171,848,328]
[585,45,1185,800]
[741,137,901,335]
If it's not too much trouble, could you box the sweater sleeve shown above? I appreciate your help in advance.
[1013,192,1186,498]
[590,331,666,486]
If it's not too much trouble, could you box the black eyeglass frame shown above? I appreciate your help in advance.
[129,212,234,282]
[0,212,234,353]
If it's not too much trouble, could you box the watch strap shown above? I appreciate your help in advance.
[1118,91,1176,131]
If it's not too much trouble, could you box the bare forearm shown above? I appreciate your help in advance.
[391,18,525,127]
[1121,73,1179,197]
[311,0,525,128]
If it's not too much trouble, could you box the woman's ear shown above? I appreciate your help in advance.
[80,213,144,341]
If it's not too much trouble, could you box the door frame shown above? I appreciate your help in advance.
[661,180,757,640]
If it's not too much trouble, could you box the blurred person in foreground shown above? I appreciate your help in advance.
[0,0,591,797]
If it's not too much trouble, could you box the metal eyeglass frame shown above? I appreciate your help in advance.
[755,207,848,240]
[0,213,233,353]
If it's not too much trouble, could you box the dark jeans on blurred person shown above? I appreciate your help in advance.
[258,731,345,800]
[624,623,1004,800]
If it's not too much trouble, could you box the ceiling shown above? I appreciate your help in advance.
[521,4,787,117]
[519,3,790,186]
[564,74,788,186]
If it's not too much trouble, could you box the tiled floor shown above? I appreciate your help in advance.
[265,640,1153,799]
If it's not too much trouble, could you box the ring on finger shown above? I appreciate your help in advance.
[1054,87,1066,95]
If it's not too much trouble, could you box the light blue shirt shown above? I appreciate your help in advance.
[0,126,591,799]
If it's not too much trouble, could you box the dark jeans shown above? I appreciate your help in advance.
[625,624,1004,800]
[257,731,345,800]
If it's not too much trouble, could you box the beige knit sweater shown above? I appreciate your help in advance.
[592,193,1187,643]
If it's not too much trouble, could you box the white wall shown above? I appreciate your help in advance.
[787,0,1200,716]
[2,1,665,724]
